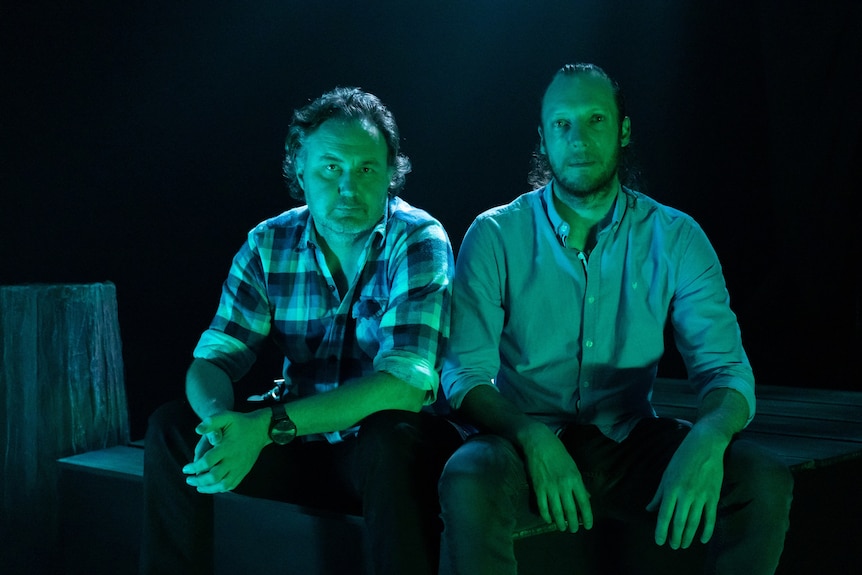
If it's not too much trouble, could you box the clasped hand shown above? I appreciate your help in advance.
[181,410,268,494]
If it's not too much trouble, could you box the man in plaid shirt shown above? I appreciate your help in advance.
[141,87,462,575]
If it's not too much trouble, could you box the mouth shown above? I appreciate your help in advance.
[334,205,364,215]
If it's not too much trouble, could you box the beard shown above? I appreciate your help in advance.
[549,142,623,201]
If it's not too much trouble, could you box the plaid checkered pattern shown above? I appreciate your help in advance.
[194,196,453,412]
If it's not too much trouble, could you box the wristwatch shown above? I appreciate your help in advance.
[268,403,297,445]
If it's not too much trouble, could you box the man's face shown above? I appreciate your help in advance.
[539,72,631,199]
[297,117,394,240]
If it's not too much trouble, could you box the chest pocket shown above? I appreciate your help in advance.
[352,297,387,357]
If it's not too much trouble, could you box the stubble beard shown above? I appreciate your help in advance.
[549,144,623,203]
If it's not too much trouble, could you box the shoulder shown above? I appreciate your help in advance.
[623,188,703,235]
[471,189,542,229]
[246,205,310,248]
[386,196,450,242]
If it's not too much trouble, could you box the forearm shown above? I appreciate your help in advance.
[185,358,236,420]
[459,384,551,451]
[692,387,750,446]
[283,371,426,437]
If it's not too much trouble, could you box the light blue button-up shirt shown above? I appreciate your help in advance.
[442,184,755,442]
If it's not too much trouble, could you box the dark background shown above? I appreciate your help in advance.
[3,0,860,440]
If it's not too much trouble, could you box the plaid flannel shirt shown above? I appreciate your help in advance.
[194,196,453,440]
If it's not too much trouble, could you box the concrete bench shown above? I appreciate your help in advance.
[57,378,862,574]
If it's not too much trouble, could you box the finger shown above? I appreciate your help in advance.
[645,488,661,513]
[182,458,207,475]
[680,503,703,549]
[547,492,568,532]
[700,501,717,544]
[669,500,693,550]
[193,437,213,462]
[207,429,223,445]
[560,492,580,533]
[574,488,593,530]
[653,494,675,546]
[535,487,553,525]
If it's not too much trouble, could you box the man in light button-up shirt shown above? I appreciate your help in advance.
[439,63,793,575]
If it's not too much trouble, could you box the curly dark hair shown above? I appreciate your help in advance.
[528,63,640,190]
[282,87,412,201]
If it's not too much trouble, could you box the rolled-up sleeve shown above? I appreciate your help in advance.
[442,215,506,409]
[670,221,756,425]
[193,234,271,382]
[374,218,454,403]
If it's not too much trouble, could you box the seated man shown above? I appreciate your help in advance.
[438,63,793,574]
[140,87,462,575]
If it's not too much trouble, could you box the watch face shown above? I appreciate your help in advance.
[270,419,297,445]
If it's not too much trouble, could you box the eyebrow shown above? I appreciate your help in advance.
[315,153,385,166]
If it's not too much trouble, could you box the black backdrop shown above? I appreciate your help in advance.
[3,1,860,439]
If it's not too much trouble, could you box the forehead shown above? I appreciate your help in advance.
[303,117,389,161]
[541,72,618,120]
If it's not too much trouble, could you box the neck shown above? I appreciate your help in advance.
[552,180,618,252]
[315,227,370,296]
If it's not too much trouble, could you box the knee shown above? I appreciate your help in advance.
[438,436,524,504]
[725,440,794,513]
[143,400,199,469]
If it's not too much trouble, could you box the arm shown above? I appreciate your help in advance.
[645,219,755,547]
[460,385,593,533]
[183,357,425,494]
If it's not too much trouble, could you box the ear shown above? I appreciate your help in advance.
[620,116,632,147]
[537,125,547,154]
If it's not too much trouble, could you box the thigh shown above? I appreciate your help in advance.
[561,418,691,514]
[236,438,360,513]
[347,410,463,497]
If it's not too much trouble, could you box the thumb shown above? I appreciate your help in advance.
[196,413,228,444]
[645,488,661,513]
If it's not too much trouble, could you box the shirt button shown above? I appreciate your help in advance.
[583,381,590,388]
[587,296,595,304]
[584,339,593,348]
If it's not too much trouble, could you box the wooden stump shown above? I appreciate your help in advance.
[0,282,129,574]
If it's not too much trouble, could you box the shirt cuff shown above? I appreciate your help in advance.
[696,378,757,427]
[193,329,257,382]
[374,352,439,404]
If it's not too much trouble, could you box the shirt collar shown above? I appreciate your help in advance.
[298,197,392,252]
[542,182,628,248]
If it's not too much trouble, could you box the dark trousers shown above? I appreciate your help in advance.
[140,400,462,575]
[439,417,794,575]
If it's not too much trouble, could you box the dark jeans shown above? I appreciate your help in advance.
[438,418,794,575]
[140,400,462,575]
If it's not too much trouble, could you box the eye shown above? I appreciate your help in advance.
[591,114,606,124]
[552,119,569,129]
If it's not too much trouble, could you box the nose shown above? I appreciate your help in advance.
[565,121,589,147]
[338,171,357,196]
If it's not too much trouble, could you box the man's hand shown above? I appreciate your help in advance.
[646,425,727,549]
[181,409,269,494]
[522,424,593,533]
